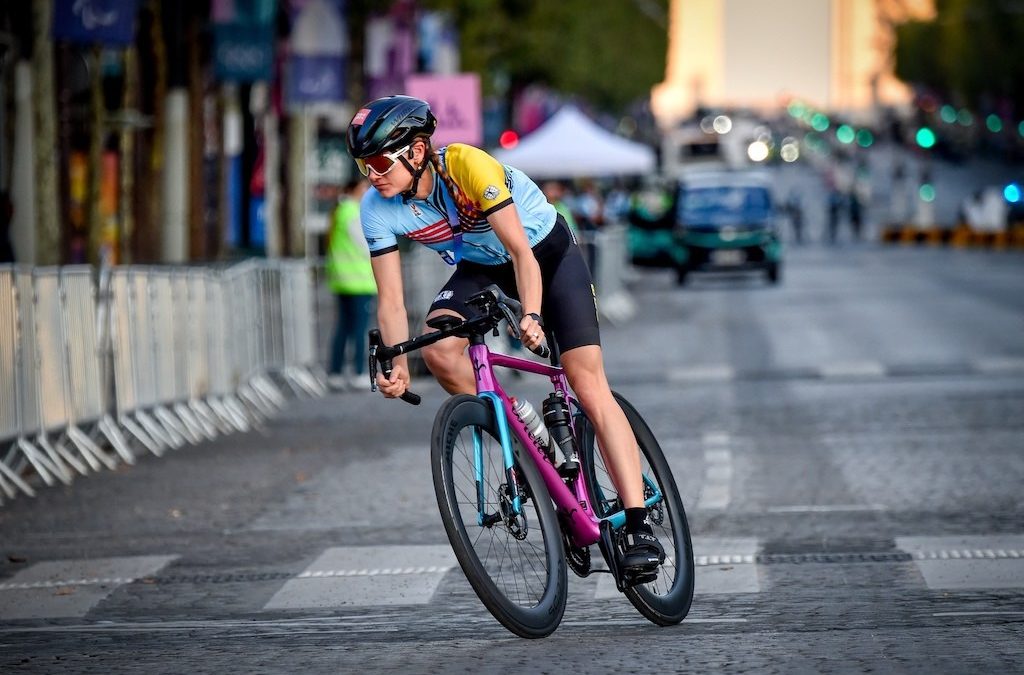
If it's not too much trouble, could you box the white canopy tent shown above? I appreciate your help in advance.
[492,106,656,178]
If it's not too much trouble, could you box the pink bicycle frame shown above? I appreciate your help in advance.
[469,342,603,547]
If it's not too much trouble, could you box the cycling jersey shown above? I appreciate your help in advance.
[360,144,557,265]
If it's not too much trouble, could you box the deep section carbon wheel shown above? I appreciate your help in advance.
[431,394,567,638]
[578,392,695,625]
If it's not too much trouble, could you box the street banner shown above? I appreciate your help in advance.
[405,74,482,147]
[214,0,278,82]
[364,5,416,101]
[52,0,139,46]
[286,0,346,105]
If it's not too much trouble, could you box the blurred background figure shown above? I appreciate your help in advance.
[887,161,911,230]
[850,159,872,241]
[826,173,845,245]
[326,179,376,391]
[785,189,804,245]
[571,179,605,270]
[541,180,580,239]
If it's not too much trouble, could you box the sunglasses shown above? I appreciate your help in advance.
[354,144,411,177]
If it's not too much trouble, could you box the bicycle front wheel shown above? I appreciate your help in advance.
[431,394,567,638]
[578,391,695,625]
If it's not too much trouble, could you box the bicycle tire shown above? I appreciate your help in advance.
[577,391,695,625]
[431,394,567,638]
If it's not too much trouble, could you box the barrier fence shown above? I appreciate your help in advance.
[1,231,631,506]
[0,259,324,506]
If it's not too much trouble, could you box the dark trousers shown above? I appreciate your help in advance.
[330,294,374,375]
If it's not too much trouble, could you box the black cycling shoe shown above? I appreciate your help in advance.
[620,528,666,573]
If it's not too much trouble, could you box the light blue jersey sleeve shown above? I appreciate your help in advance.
[360,189,399,256]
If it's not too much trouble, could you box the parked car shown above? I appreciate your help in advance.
[672,169,782,285]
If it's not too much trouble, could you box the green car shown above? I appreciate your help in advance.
[629,170,783,285]
[674,170,782,285]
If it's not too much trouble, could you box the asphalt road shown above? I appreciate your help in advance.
[1,244,1023,673]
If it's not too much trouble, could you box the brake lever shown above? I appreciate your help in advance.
[367,329,421,405]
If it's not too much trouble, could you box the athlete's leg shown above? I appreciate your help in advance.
[421,310,475,395]
[560,345,644,509]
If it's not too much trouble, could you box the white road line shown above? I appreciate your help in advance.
[668,365,735,383]
[264,545,457,609]
[697,433,732,510]
[818,361,887,379]
[914,549,1024,560]
[763,504,886,514]
[932,611,1024,617]
[973,356,1024,374]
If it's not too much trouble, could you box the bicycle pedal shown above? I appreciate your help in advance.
[622,569,659,588]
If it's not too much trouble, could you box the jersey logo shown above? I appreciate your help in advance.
[409,202,422,217]
[483,185,500,201]
[435,290,454,302]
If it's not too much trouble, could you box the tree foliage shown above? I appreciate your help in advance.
[419,0,669,113]
[894,0,1024,113]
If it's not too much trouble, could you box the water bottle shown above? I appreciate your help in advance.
[512,398,553,461]
[542,392,580,477]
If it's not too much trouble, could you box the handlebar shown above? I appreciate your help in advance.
[367,285,549,405]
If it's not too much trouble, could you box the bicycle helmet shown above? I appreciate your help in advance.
[347,95,437,159]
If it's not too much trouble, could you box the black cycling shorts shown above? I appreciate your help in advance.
[427,215,601,352]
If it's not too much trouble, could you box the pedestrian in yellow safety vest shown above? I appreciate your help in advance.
[326,179,377,390]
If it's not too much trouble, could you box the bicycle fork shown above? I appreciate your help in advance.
[475,391,522,526]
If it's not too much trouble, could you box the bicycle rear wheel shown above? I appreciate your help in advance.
[431,394,567,638]
[578,391,695,625]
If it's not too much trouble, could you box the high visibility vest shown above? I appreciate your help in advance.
[326,199,377,295]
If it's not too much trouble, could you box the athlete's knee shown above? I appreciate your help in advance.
[422,339,465,379]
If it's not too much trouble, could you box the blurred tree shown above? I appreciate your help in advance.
[415,0,668,114]
[894,0,1024,113]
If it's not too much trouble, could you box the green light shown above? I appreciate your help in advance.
[811,113,830,132]
[957,109,973,126]
[1019,121,1024,137]
[915,127,936,149]
[836,125,855,144]
[986,114,1003,133]
[788,102,806,118]
[855,129,874,147]
[919,184,936,202]
[940,105,957,124]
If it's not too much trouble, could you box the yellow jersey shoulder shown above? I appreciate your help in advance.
[444,144,513,215]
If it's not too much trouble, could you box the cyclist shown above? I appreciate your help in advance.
[347,95,664,575]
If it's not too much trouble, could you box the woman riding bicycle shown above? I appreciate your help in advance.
[347,95,664,574]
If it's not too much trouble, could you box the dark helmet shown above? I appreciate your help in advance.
[347,95,437,158]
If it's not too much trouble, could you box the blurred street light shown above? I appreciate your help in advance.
[915,127,936,149]
[747,140,769,162]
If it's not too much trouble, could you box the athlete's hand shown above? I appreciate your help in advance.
[377,364,410,399]
[519,314,545,352]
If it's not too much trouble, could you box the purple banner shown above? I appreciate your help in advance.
[52,0,139,46]
[287,55,345,104]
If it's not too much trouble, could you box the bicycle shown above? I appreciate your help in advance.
[368,285,694,638]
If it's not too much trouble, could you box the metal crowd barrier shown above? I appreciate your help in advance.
[0,259,324,506]
[591,223,636,325]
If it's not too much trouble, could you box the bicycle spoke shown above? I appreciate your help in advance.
[448,422,550,607]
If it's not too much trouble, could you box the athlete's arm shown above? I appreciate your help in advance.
[370,250,411,397]
[488,204,544,350]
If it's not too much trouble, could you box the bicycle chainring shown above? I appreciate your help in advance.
[563,532,592,577]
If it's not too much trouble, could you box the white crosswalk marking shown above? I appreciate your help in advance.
[897,535,1024,590]
[594,537,761,599]
[818,361,887,379]
[0,556,177,620]
[263,546,457,610]
[697,433,733,510]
